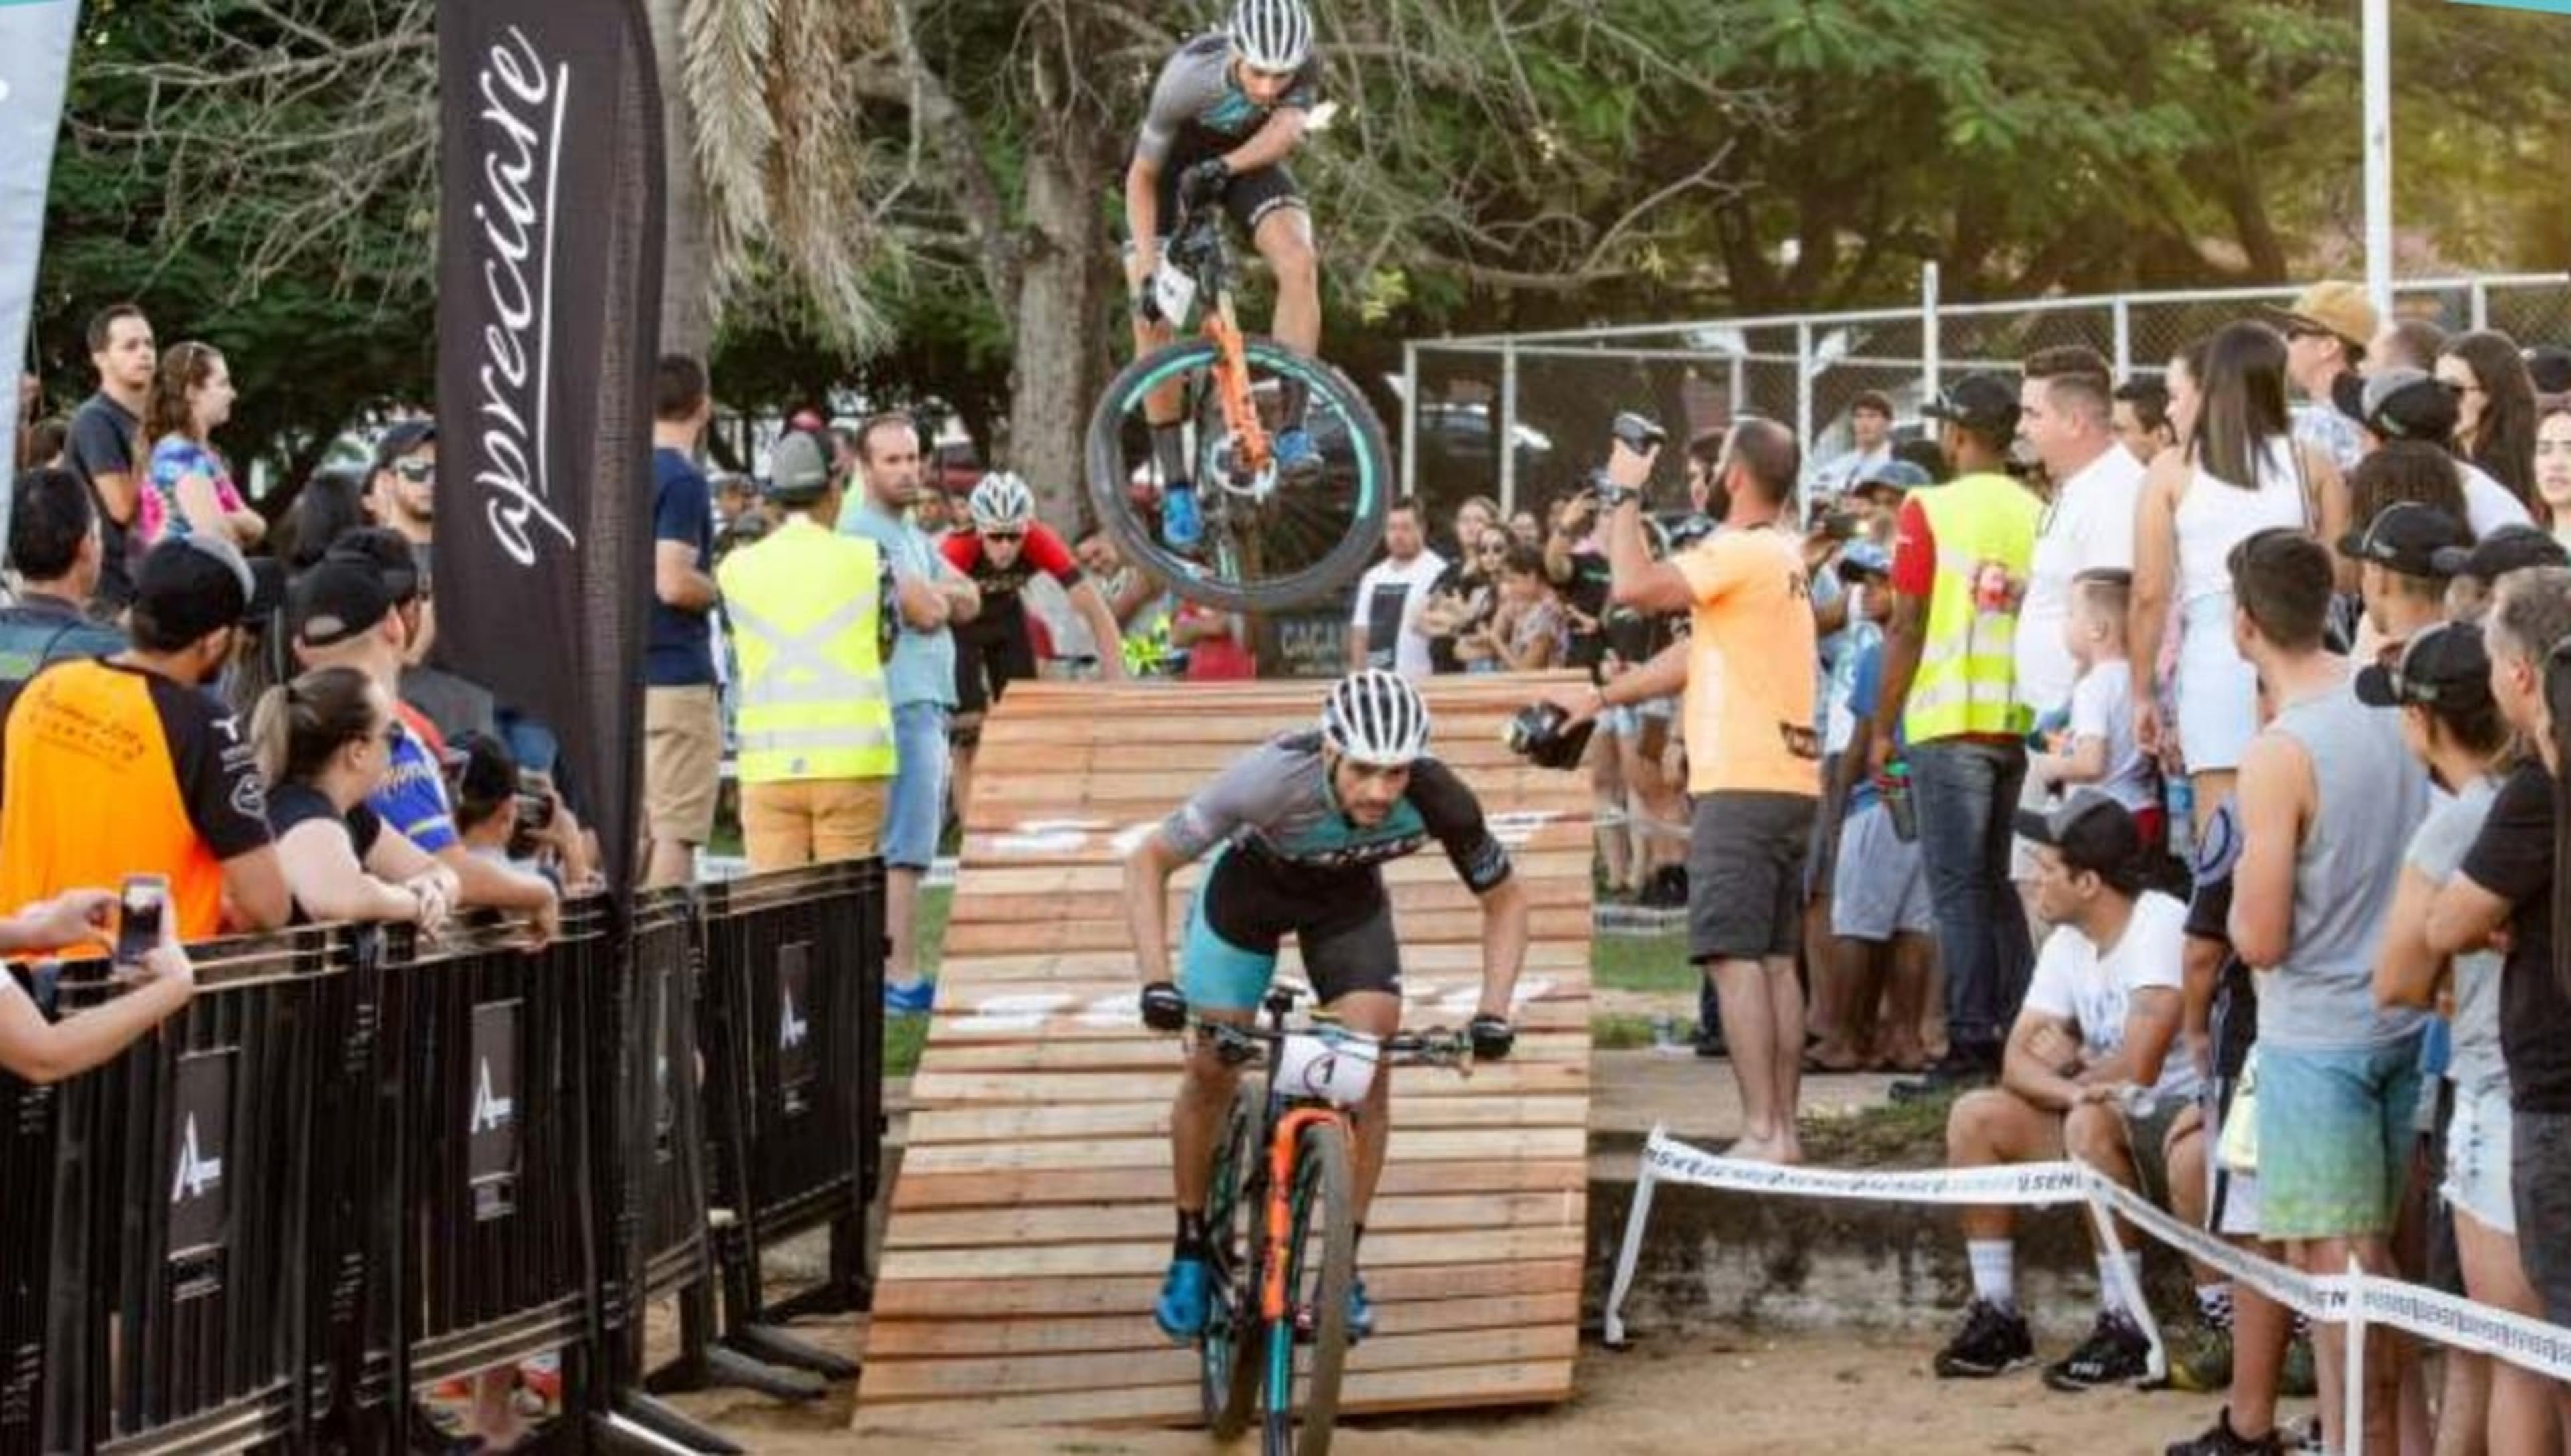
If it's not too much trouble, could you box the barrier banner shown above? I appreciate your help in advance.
[434,0,664,890]
[0,0,80,541]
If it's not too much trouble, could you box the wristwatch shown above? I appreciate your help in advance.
[1593,479,1641,511]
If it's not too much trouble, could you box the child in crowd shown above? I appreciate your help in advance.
[2033,569,2160,843]
[1470,543,1564,672]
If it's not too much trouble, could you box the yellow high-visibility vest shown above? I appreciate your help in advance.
[1903,471,2041,743]
[717,517,895,783]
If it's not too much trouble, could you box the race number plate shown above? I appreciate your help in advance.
[1153,260,1198,328]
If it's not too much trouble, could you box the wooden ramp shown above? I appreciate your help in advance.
[858,675,1593,1427]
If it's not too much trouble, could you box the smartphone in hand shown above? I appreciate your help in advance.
[115,874,168,967]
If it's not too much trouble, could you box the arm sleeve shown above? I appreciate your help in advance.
[1889,497,1938,597]
[369,740,459,855]
[67,407,132,481]
[1348,566,1381,627]
[1134,52,1198,168]
[163,690,275,861]
[939,532,980,574]
[2019,932,2076,1020]
[1409,758,1514,894]
[1027,525,1083,586]
[2067,673,2109,742]
[2458,769,2552,910]
[2126,898,2187,993]
[653,467,708,550]
[1159,745,1292,862]
[1849,641,1884,721]
[1671,534,1739,609]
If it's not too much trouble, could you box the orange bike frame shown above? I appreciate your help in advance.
[1204,293,1273,475]
[1257,1105,1349,1322]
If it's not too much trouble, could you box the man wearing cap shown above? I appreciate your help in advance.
[2226,528,2428,1453]
[1845,457,1928,542]
[2270,281,2374,474]
[1933,791,2195,1387]
[2340,500,2467,658]
[2340,367,2532,541]
[1874,372,2043,1092]
[717,431,927,872]
[290,554,563,943]
[2436,523,2568,623]
[0,536,291,950]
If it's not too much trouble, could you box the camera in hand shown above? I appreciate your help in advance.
[1505,701,1597,771]
[116,874,167,965]
[514,771,556,835]
[1611,412,1668,455]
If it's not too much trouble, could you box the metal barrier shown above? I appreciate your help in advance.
[698,859,886,1380]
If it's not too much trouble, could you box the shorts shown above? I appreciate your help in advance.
[1600,704,1643,740]
[643,685,722,844]
[1830,801,1934,942]
[2120,1097,2188,1211]
[883,701,950,870]
[1180,847,1399,1012]
[1152,155,1304,238]
[2508,1108,2571,1326]
[2255,1036,2426,1240]
[2442,1080,2515,1236]
[741,777,889,873]
[953,615,1038,720]
[1686,791,1818,963]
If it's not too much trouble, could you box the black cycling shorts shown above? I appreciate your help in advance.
[1180,847,1399,1012]
[953,613,1039,719]
[1155,151,1306,240]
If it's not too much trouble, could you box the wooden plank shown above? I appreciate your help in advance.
[866,1255,1582,1319]
[902,1095,1589,1148]
[929,939,1594,983]
[959,816,1597,866]
[888,1158,1590,1213]
[953,872,1591,924]
[859,1357,1576,1426]
[957,849,1592,896]
[859,1324,1579,1401]
[864,1291,1580,1362]
[899,1125,1586,1177]
[885,1190,1584,1250]
[907,1058,1591,1105]
[937,903,1594,955]
[876,1225,1583,1283]
[903,1030,1590,1078]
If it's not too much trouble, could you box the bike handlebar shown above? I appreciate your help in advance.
[1192,1018,1474,1070]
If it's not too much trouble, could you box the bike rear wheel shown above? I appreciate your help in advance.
[1202,1082,1265,1439]
[1085,336,1391,614]
[1265,1120,1354,1456]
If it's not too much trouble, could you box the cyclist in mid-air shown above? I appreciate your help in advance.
[941,471,1128,819]
[1125,0,1327,550]
[1125,669,1527,1343]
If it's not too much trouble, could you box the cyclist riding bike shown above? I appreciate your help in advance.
[1126,669,1527,1343]
[943,471,1128,818]
[1125,0,1327,551]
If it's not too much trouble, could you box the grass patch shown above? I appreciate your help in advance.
[884,1013,931,1078]
[883,884,955,1081]
[1799,1089,1954,1168]
[1591,1012,1661,1050]
[1591,930,1693,994]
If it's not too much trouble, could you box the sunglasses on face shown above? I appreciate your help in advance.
[393,459,434,483]
[981,529,1025,544]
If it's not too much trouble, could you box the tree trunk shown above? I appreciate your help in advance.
[1008,144,1111,534]
[643,0,715,359]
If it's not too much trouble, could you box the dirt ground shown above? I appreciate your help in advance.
[659,1319,2267,1455]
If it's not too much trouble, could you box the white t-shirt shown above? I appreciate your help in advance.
[1349,548,1448,680]
[2016,444,2144,718]
[2459,461,2534,539]
[2022,890,2198,1102]
[2066,663,2155,814]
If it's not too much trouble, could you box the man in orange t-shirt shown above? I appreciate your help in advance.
[1550,417,1821,1163]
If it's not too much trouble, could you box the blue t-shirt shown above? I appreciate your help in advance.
[649,447,718,687]
[841,499,956,708]
[368,729,459,854]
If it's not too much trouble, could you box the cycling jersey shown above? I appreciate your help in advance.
[943,524,1085,715]
[1134,33,1320,238]
[940,521,1084,601]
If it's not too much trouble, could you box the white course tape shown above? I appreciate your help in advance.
[1608,1125,2571,1450]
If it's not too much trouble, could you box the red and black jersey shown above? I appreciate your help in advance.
[940,522,1084,600]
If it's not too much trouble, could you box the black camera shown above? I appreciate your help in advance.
[1505,701,1598,771]
[1612,412,1669,455]
[514,771,556,835]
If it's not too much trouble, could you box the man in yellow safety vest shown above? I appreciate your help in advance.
[717,430,934,870]
[1869,372,2043,1094]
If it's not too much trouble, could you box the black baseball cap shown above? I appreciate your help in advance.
[2012,790,2146,894]
[291,557,396,649]
[132,534,264,643]
[2432,523,2571,584]
[2524,345,2571,397]
[370,419,435,475]
[2356,621,2494,712]
[324,525,422,602]
[1922,373,2022,437]
[2336,501,2467,579]
[2339,366,2459,444]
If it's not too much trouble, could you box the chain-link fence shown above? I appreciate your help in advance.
[1398,271,2571,521]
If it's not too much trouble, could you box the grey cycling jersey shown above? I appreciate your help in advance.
[1134,32,1322,169]
[1160,731,1511,892]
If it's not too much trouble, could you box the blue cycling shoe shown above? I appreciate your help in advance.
[1154,1255,1212,1342]
[1160,479,1203,550]
[1272,427,1324,485]
[1345,1274,1376,1342]
[884,978,936,1016]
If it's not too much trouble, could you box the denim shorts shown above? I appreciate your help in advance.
[882,701,950,870]
[2255,1037,2425,1240]
[1830,801,1933,943]
[2442,1079,2515,1234]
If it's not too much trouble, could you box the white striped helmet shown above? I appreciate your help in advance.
[1320,669,1429,768]
[967,471,1035,529]
[1229,0,1313,73]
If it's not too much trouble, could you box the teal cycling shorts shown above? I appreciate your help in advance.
[1179,847,1402,1011]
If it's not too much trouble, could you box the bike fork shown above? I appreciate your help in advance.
[1206,300,1273,475]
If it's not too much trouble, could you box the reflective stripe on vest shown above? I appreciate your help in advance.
[718,525,897,783]
[1903,473,2041,743]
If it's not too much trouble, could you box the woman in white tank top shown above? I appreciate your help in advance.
[2128,321,2349,832]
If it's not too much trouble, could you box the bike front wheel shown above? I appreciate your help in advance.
[1202,1082,1265,1439]
[1266,1119,1354,1456]
[1085,336,1391,615]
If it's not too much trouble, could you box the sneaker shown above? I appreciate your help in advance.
[1891,1046,1998,1103]
[1271,428,1324,486]
[2279,1328,2318,1398]
[1160,479,1203,550]
[884,978,937,1016]
[2163,1408,2284,1456]
[1153,1256,1212,1342]
[2042,1309,2151,1390]
[1932,1299,2034,1378]
[2147,1316,2233,1394]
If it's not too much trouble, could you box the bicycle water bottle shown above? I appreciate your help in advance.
[1883,761,1917,843]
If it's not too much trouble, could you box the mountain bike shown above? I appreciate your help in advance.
[1190,988,1472,1456]
[1087,201,1392,615]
